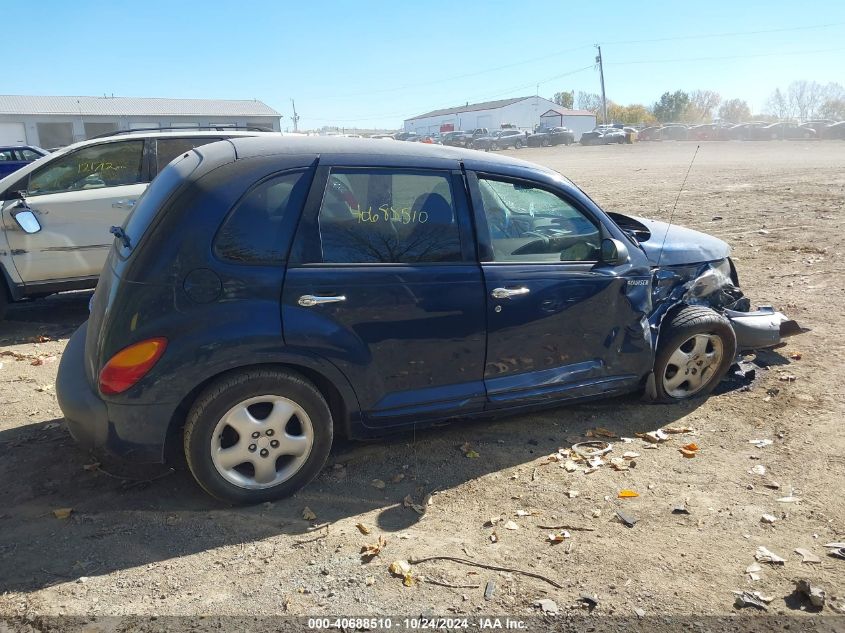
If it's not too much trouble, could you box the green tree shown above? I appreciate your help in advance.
[576,91,603,114]
[652,90,690,123]
[718,98,752,123]
[684,90,721,122]
[552,91,574,109]
[608,102,656,125]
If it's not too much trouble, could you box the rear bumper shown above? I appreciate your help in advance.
[724,306,807,351]
[56,324,174,462]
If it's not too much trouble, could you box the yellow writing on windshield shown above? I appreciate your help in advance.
[351,204,429,224]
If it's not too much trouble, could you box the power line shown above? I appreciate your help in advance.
[601,21,845,46]
[608,46,845,66]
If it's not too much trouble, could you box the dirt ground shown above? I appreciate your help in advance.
[1,141,843,630]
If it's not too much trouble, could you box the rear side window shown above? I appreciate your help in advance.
[316,169,462,264]
[27,140,144,195]
[214,171,310,264]
[155,137,222,175]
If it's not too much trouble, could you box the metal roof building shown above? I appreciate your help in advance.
[0,95,281,148]
[404,96,597,140]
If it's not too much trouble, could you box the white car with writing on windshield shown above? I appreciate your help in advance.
[0,129,274,318]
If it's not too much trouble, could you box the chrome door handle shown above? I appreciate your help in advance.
[298,294,347,307]
[491,287,530,299]
[112,199,137,209]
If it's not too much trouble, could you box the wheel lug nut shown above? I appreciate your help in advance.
[270,440,279,448]
[265,429,274,436]
[251,431,260,439]
[248,444,257,452]
[260,448,269,458]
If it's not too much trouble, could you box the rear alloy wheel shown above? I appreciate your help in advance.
[653,306,736,402]
[184,368,332,503]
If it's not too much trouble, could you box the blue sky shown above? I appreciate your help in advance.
[6,0,844,129]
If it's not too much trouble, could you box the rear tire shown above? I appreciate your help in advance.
[653,306,736,403]
[183,368,333,504]
[515,139,523,149]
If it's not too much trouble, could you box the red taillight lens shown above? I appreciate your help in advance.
[99,338,167,395]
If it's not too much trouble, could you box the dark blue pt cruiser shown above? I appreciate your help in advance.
[56,137,801,503]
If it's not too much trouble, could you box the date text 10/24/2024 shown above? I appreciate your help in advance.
[307,617,527,630]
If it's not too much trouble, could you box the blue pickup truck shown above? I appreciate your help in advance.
[0,145,48,178]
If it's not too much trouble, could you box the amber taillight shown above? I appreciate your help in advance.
[99,338,167,395]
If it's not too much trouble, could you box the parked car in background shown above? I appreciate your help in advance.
[441,131,471,147]
[526,126,575,147]
[637,126,662,141]
[471,129,525,150]
[750,122,817,140]
[687,124,722,141]
[580,127,626,145]
[821,121,845,139]
[799,120,835,134]
[56,136,802,503]
[727,122,768,140]
[0,145,48,179]
[0,129,273,318]
[659,125,689,141]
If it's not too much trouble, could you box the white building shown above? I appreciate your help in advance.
[404,96,597,140]
[0,95,281,148]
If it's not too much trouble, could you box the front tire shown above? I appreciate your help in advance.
[653,306,736,402]
[184,368,333,504]
[515,139,523,149]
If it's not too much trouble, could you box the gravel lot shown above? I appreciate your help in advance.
[1,140,843,630]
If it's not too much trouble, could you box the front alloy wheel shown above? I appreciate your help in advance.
[653,306,736,402]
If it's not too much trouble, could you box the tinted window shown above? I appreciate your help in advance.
[27,140,144,195]
[215,171,310,264]
[477,177,600,262]
[317,169,462,264]
[19,148,42,161]
[156,137,222,174]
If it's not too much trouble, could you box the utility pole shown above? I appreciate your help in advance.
[595,45,608,125]
[290,99,300,133]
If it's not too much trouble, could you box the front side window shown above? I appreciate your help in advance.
[317,169,462,264]
[477,177,600,262]
[27,140,144,195]
[19,148,43,161]
[0,150,14,162]
[214,171,310,264]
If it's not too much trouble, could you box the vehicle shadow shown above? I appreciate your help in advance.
[0,291,92,345]
[0,388,717,594]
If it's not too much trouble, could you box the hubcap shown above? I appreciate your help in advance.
[210,395,313,490]
[662,333,724,398]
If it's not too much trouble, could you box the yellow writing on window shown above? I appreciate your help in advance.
[351,205,430,224]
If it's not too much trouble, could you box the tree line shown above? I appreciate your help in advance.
[551,80,845,125]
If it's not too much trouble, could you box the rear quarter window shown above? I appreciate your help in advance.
[213,170,311,265]
[118,150,201,257]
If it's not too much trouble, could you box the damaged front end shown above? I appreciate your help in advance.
[609,212,806,351]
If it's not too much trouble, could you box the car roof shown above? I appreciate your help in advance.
[225,135,550,173]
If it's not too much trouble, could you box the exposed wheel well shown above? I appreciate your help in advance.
[162,362,350,464]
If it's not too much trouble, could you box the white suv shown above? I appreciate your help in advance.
[0,129,274,317]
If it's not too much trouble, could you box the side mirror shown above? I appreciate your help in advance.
[600,238,629,266]
[13,209,42,234]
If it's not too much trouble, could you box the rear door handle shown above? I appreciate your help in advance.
[491,287,530,300]
[298,294,347,307]
[112,199,137,209]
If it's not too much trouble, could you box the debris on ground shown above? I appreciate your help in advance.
[402,494,426,515]
[571,441,612,460]
[662,425,694,434]
[51,508,73,520]
[459,442,479,459]
[634,607,646,618]
[618,489,639,498]
[534,598,558,615]
[749,439,773,448]
[794,548,821,564]
[672,505,690,515]
[301,507,317,521]
[388,560,415,587]
[484,580,495,601]
[750,464,766,476]
[733,590,773,610]
[755,546,786,565]
[616,509,638,528]
[776,495,800,503]
[485,516,501,527]
[587,427,617,439]
[370,478,386,490]
[679,442,700,458]
[745,562,762,581]
[360,535,387,561]
[566,490,580,499]
[760,513,777,524]
[356,523,371,535]
[637,430,668,443]
[795,579,825,607]
[504,520,519,531]
[578,593,599,610]
[824,544,845,560]
[547,531,571,543]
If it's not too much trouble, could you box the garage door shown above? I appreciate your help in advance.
[0,122,27,145]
